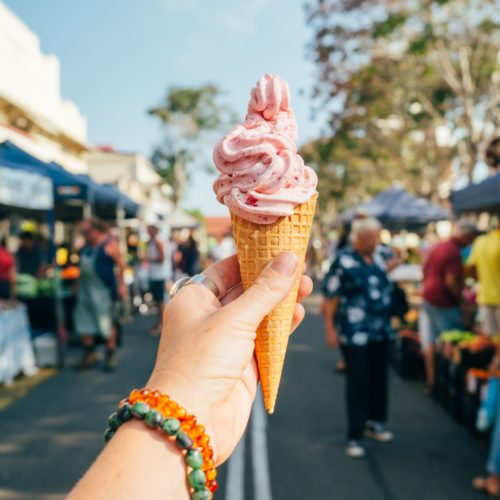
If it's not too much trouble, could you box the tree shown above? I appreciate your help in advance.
[306,0,500,181]
[148,85,234,206]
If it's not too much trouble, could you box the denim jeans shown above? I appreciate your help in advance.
[488,397,500,474]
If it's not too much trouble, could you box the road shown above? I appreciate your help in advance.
[0,297,488,500]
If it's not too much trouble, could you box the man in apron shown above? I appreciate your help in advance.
[74,218,126,371]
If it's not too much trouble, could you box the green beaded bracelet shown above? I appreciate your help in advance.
[103,397,216,499]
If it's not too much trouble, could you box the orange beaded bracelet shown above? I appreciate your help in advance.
[104,388,218,499]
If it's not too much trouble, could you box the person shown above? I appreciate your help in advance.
[322,218,394,459]
[146,224,172,335]
[419,221,478,392]
[0,236,15,300]
[16,231,44,278]
[74,218,126,371]
[68,252,311,499]
[467,222,500,337]
[180,230,200,276]
[208,233,235,264]
[473,341,500,497]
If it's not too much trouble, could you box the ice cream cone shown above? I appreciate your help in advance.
[231,193,317,413]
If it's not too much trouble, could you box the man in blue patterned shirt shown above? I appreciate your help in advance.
[322,218,394,458]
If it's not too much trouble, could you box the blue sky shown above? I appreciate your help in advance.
[5,0,323,215]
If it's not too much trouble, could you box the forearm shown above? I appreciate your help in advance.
[322,298,338,328]
[69,420,189,500]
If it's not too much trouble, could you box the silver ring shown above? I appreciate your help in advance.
[168,274,220,300]
[185,274,220,298]
[169,277,191,299]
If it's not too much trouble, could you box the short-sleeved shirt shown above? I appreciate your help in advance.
[0,246,14,280]
[467,230,500,305]
[322,246,394,346]
[17,246,43,277]
[422,238,463,308]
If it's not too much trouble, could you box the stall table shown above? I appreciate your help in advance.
[0,302,38,385]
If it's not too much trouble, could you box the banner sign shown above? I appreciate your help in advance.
[0,165,53,210]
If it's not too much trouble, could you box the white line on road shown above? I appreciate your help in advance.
[225,431,246,500]
[251,390,273,500]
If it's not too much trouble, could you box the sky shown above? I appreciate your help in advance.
[4,0,324,215]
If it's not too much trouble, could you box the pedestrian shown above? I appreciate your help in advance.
[74,218,126,371]
[180,229,200,276]
[68,252,311,499]
[16,230,44,278]
[322,218,394,458]
[0,235,15,300]
[419,221,478,393]
[146,223,171,336]
[467,221,500,337]
[473,332,500,497]
[208,233,235,263]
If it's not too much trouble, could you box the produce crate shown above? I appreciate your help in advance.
[391,330,425,380]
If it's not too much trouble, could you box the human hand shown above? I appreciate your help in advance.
[117,282,127,300]
[147,252,313,464]
[489,354,500,375]
[325,324,339,349]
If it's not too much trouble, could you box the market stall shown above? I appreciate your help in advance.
[341,186,450,231]
[0,148,54,378]
[452,172,500,214]
[0,302,38,385]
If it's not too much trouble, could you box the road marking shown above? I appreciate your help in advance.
[225,432,245,500]
[251,390,273,500]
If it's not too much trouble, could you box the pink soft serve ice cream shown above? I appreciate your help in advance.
[213,74,318,224]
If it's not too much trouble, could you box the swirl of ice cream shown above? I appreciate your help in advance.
[213,74,318,224]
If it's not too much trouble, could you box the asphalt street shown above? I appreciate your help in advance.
[0,296,489,500]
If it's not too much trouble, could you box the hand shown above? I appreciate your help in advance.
[147,252,313,465]
[489,354,500,375]
[325,324,339,349]
[117,282,127,300]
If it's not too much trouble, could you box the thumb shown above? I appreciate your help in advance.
[225,252,300,328]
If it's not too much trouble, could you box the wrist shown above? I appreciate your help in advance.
[147,370,215,452]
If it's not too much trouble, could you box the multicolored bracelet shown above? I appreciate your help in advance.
[104,388,218,499]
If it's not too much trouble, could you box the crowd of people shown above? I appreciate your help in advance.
[0,217,213,372]
[321,215,500,496]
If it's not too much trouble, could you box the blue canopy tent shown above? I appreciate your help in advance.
[451,173,500,214]
[0,141,140,219]
[0,141,88,203]
[341,187,449,231]
[75,175,140,219]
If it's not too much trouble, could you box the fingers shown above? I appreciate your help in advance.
[221,275,312,307]
[220,283,243,305]
[297,275,313,304]
[224,252,300,328]
[290,303,305,334]
[202,255,241,299]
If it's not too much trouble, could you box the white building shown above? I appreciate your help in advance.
[0,1,88,173]
[87,148,172,218]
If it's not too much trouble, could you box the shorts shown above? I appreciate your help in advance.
[150,280,165,303]
[419,301,463,349]
[480,305,500,336]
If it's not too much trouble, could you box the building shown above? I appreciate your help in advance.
[0,1,88,173]
[86,148,172,218]
[205,216,231,239]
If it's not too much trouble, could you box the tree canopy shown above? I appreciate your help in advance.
[305,0,500,216]
[148,84,234,206]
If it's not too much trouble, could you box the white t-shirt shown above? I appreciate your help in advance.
[147,238,172,281]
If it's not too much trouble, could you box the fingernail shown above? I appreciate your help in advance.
[271,252,298,276]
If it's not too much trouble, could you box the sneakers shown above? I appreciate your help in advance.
[345,441,366,458]
[103,349,118,372]
[75,349,99,370]
[365,422,394,442]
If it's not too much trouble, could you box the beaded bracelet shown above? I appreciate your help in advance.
[104,388,218,500]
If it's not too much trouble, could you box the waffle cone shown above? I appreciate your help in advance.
[230,194,317,413]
